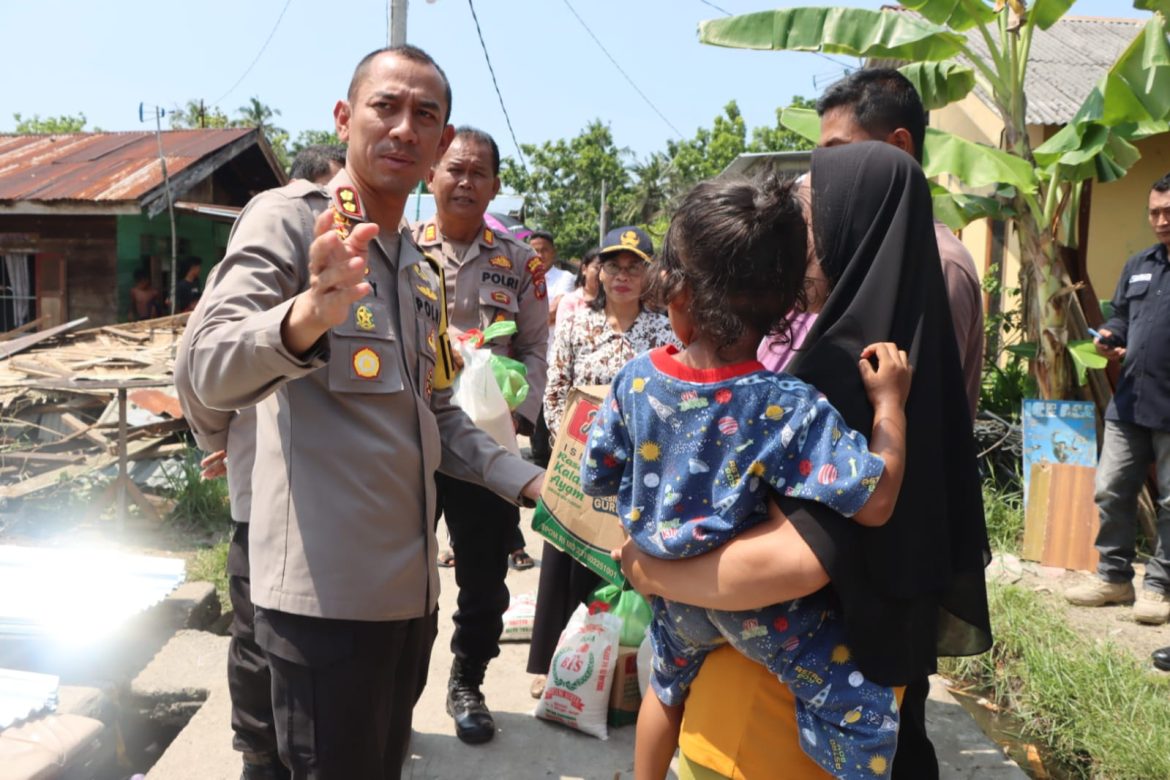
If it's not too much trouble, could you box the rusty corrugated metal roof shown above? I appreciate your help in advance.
[0,128,257,204]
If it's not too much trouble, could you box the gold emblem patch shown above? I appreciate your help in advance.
[416,284,438,301]
[426,328,437,354]
[483,228,495,246]
[488,255,513,270]
[490,291,511,306]
[352,347,381,379]
[526,257,543,275]
[332,209,352,240]
[424,223,437,243]
[620,230,639,247]
[334,185,364,220]
[354,304,375,331]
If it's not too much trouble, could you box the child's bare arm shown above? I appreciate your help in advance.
[853,342,911,528]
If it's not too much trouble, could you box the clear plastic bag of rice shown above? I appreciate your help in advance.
[500,593,537,642]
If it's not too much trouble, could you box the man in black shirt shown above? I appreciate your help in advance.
[1066,173,1170,636]
[175,257,202,313]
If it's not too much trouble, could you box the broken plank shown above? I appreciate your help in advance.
[99,326,150,343]
[0,317,89,360]
[0,316,49,342]
[0,450,87,465]
[0,437,163,500]
[60,412,110,446]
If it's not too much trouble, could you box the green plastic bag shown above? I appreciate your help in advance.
[461,321,530,411]
[589,583,653,647]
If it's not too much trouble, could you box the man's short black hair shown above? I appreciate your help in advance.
[347,45,452,123]
[529,230,555,245]
[453,126,500,176]
[290,144,347,183]
[816,68,926,163]
[1154,172,1170,193]
[180,256,202,277]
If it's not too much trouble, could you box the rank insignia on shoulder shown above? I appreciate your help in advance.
[488,255,513,270]
[352,347,381,379]
[424,223,437,243]
[332,209,352,240]
[334,185,364,220]
[354,304,376,331]
[483,228,495,246]
[526,257,543,276]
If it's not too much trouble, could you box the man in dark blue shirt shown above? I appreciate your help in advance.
[1066,173,1170,645]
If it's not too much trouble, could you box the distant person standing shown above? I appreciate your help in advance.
[288,144,346,184]
[129,269,162,321]
[174,257,203,313]
[1065,172,1170,635]
[526,230,575,469]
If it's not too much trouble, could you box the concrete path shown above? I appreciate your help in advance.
[142,525,1026,779]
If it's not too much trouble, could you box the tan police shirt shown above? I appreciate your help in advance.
[411,219,549,425]
[181,169,543,621]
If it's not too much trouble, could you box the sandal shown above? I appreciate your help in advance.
[436,549,456,568]
[530,675,547,699]
[508,549,535,571]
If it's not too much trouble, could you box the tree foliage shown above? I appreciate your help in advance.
[13,112,92,133]
[168,100,229,129]
[502,99,815,258]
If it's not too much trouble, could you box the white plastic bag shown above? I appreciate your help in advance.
[534,603,621,740]
[500,593,536,642]
[451,340,519,454]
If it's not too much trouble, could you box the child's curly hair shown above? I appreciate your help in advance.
[654,173,808,352]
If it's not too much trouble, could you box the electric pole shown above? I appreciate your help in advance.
[390,0,408,45]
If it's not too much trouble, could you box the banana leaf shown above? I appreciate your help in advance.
[899,61,976,110]
[898,0,996,32]
[922,128,1038,192]
[778,106,820,144]
[1135,0,1170,15]
[698,7,965,61]
[931,183,1016,231]
[1068,339,1108,386]
[1029,0,1075,31]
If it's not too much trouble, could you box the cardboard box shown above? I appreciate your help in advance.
[607,645,642,728]
[532,385,627,587]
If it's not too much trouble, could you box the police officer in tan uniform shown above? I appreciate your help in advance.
[412,127,548,745]
[179,46,543,779]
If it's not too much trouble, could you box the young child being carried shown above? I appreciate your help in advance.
[580,174,911,780]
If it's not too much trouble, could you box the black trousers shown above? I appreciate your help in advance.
[435,472,518,665]
[530,408,553,468]
[526,542,601,675]
[255,606,438,779]
[891,674,938,779]
[226,521,279,758]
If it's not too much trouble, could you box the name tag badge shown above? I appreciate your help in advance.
[1129,273,1153,284]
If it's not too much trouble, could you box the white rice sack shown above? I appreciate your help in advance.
[534,603,621,740]
[636,632,652,699]
[500,593,537,642]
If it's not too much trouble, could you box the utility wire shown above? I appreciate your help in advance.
[467,0,529,174]
[697,0,732,15]
[561,0,684,139]
[697,0,855,71]
[213,0,295,106]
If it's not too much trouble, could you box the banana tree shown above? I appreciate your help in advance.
[700,0,1170,401]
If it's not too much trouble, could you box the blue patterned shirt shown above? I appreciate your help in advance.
[581,346,885,559]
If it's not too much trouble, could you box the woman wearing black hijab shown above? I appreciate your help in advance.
[620,142,991,779]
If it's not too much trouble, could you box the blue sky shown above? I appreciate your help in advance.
[0,0,1151,161]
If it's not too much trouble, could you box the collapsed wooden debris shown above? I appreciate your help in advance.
[0,314,191,508]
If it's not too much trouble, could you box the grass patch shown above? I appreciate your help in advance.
[186,539,230,614]
[983,481,1024,555]
[942,582,1170,780]
[164,449,232,531]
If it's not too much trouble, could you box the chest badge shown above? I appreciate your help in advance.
[354,304,376,332]
[488,255,513,270]
[353,347,381,379]
[490,290,511,306]
[416,284,438,301]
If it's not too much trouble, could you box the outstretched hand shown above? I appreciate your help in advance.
[281,209,379,355]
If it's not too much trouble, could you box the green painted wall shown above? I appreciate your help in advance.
[115,213,232,317]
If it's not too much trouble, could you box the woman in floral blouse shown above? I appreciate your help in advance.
[527,226,679,696]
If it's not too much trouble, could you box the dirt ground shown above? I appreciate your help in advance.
[990,553,1170,666]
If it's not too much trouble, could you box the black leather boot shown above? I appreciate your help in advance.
[446,658,495,744]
